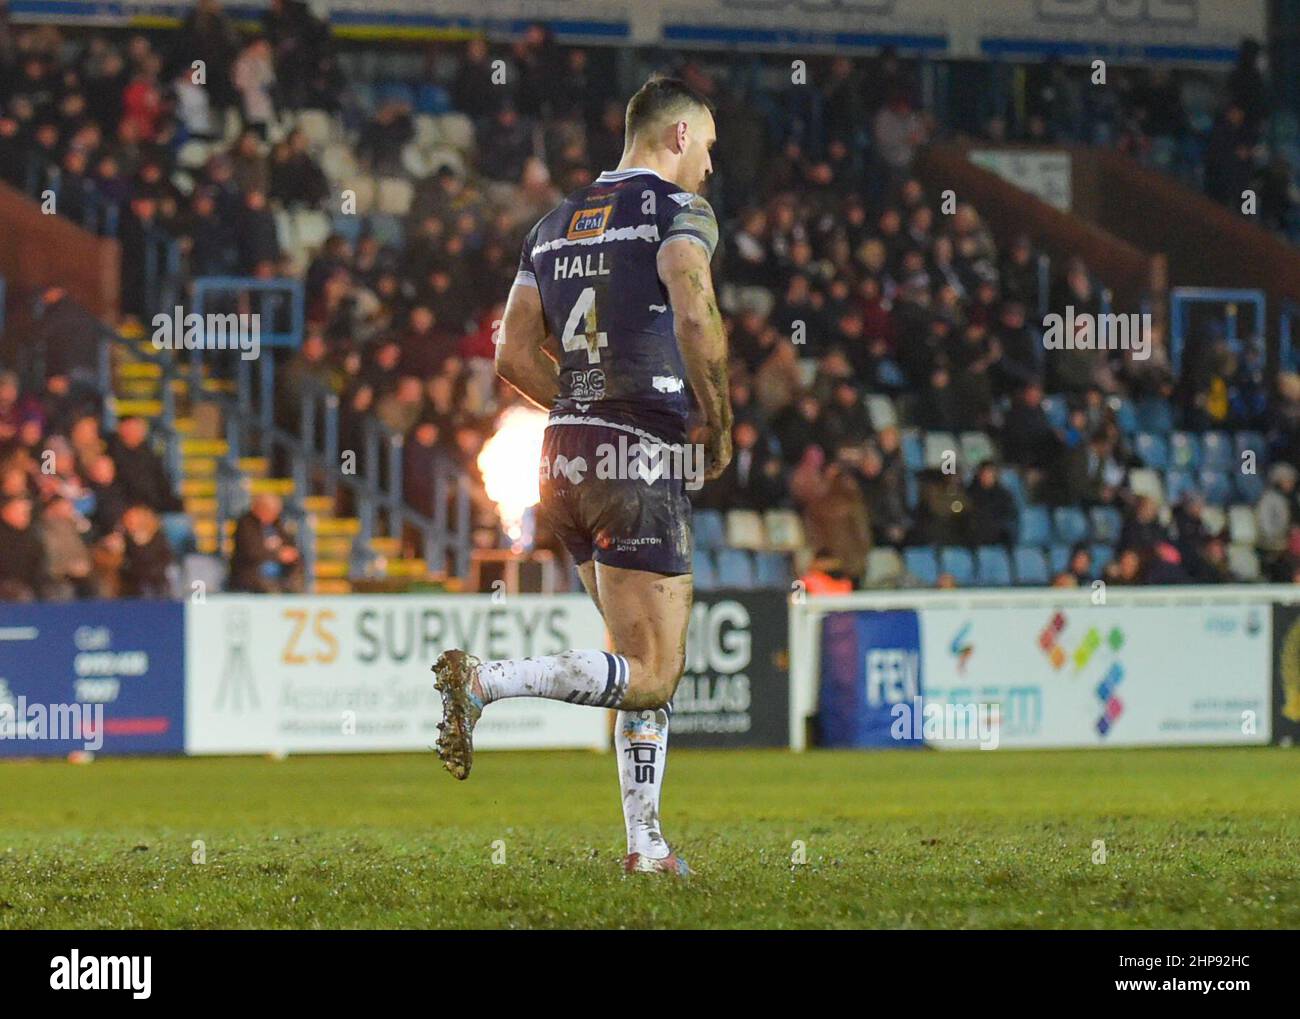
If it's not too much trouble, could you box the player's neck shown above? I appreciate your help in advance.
[614,148,677,185]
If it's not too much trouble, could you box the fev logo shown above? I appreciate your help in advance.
[949,622,974,673]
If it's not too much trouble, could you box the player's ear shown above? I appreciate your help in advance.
[673,119,688,154]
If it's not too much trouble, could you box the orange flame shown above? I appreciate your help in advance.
[478,405,548,547]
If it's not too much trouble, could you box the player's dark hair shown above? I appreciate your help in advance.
[624,76,713,139]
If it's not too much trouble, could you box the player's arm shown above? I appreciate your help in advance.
[658,236,732,480]
[495,281,559,409]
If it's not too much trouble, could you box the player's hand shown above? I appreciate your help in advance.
[702,425,732,482]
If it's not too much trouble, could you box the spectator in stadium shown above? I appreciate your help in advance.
[802,461,871,584]
[1256,463,1297,554]
[118,504,174,598]
[108,416,181,514]
[701,419,785,511]
[229,492,302,593]
[0,496,47,601]
[966,461,1017,546]
[38,494,96,601]
[799,548,854,596]
[232,36,276,138]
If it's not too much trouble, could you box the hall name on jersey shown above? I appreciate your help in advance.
[554,252,612,280]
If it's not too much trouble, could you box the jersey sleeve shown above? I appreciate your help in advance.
[513,224,539,289]
[661,192,719,260]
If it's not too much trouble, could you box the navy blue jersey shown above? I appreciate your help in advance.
[514,167,719,445]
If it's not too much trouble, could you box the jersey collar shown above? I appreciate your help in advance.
[595,167,665,183]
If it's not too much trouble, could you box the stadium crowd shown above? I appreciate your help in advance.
[2,7,1300,598]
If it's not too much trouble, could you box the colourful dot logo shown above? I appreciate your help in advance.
[949,622,974,673]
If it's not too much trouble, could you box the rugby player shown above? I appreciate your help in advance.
[432,76,732,876]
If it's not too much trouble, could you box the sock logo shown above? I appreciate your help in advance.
[626,744,657,784]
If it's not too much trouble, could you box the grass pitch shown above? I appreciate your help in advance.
[0,746,1295,929]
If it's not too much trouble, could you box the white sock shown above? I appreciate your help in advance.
[476,650,630,708]
[616,707,672,860]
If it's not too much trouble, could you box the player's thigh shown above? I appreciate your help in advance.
[593,561,692,697]
[577,560,603,620]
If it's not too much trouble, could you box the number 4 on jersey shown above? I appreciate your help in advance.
[560,286,609,364]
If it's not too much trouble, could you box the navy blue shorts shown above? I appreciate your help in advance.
[538,422,693,576]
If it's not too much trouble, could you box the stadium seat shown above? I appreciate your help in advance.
[1165,469,1196,505]
[1227,544,1261,581]
[331,212,364,244]
[1052,507,1089,546]
[1048,544,1072,576]
[1168,431,1201,471]
[401,143,438,179]
[901,429,925,471]
[412,113,441,150]
[1109,396,1139,434]
[904,470,919,510]
[376,80,416,108]
[694,509,725,550]
[1018,506,1052,546]
[295,109,335,149]
[924,431,957,470]
[182,553,227,595]
[960,431,998,468]
[975,546,1012,587]
[1135,432,1170,470]
[435,113,475,152]
[292,209,331,251]
[414,83,452,115]
[1089,505,1123,544]
[1198,470,1232,506]
[161,513,196,555]
[1135,398,1175,434]
[321,146,362,188]
[176,139,212,170]
[376,177,414,215]
[1200,505,1227,537]
[1228,505,1259,546]
[938,546,975,585]
[866,393,897,430]
[864,547,904,587]
[762,509,804,551]
[1000,467,1028,508]
[1089,544,1114,575]
[1040,395,1069,430]
[692,550,718,590]
[1127,468,1165,504]
[1234,431,1267,469]
[725,509,765,549]
[1199,431,1233,472]
[346,174,376,213]
[367,213,405,249]
[716,548,756,587]
[1012,547,1049,586]
[753,551,792,588]
[1234,471,1265,503]
[903,547,939,587]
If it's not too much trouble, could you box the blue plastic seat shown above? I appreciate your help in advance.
[693,550,718,590]
[1041,395,1069,430]
[903,547,939,587]
[1235,472,1266,503]
[331,212,364,243]
[415,83,452,114]
[938,546,975,586]
[1168,431,1201,471]
[1135,398,1175,434]
[161,512,196,555]
[1198,470,1232,506]
[1165,469,1196,505]
[1013,546,1049,585]
[753,551,792,588]
[1052,507,1089,546]
[1110,397,1139,434]
[1089,505,1123,544]
[1048,544,1072,576]
[694,509,725,550]
[1199,431,1233,472]
[1135,432,1170,470]
[1090,544,1114,575]
[904,470,919,510]
[366,213,405,249]
[1234,431,1267,470]
[901,430,925,472]
[1018,506,1052,546]
[975,546,1012,587]
[999,467,1027,509]
[715,548,756,587]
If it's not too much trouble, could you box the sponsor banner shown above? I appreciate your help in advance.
[671,589,789,748]
[969,149,1073,212]
[0,601,185,757]
[10,0,1264,63]
[921,605,1271,748]
[184,594,608,754]
[1269,606,1300,746]
[818,609,924,748]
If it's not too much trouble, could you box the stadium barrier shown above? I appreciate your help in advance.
[789,585,1300,752]
[4,587,1298,757]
